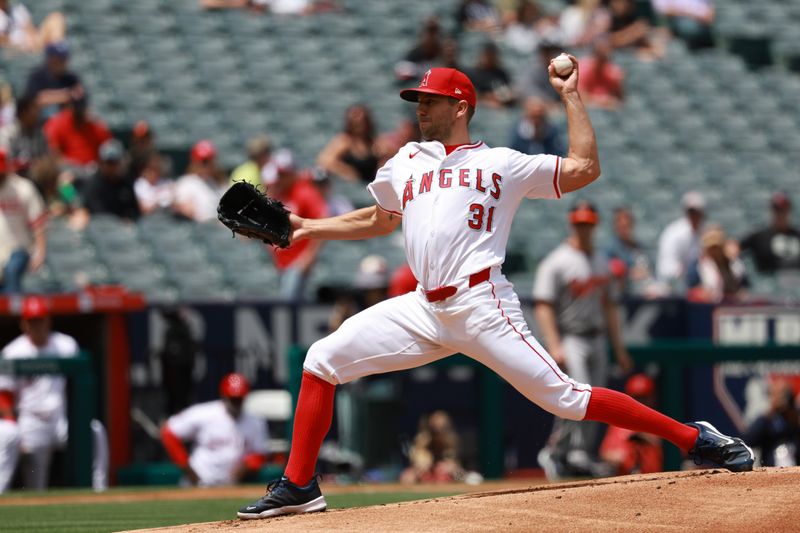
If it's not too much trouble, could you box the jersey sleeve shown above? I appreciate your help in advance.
[367,157,402,215]
[532,254,559,303]
[507,149,562,200]
[166,405,203,441]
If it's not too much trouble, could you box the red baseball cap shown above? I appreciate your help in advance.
[219,373,250,398]
[625,374,655,398]
[0,150,8,173]
[21,296,49,320]
[191,140,216,162]
[569,201,599,225]
[400,68,477,108]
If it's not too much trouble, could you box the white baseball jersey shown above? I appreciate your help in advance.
[0,332,78,451]
[368,141,561,290]
[166,400,268,486]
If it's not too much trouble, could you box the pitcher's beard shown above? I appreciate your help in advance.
[419,120,452,143]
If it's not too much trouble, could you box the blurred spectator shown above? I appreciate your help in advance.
[0,93,49,176]
[578,38,624,109]
[504,0,548,55]
[599,373,663,474]
[173,140,227,223]
[605,207,658,297]
[317,104,379,184]
[0,296,78,490]
[687,225,748,303]
[267,150,327,300]
[309,168,353,217]
[134,152,174,216]
[388,263,418,297]
[455,0,501,34]
[0,82,12,128]
[440,37,463,72]
[400,410,465,484]
[0,0,66,54]
[0,384,19,493]
[29,155,84,228]
[24,42,82,117]
[328,254,390,332]
[509,96,566,156]
[652,0,714,50]
[161,373,268,486]
[656,190,705,289]
[230,134,272,188]
[607,0,664,59]
[395,17,444,81]
[740,192,800,274]
[201,0,338,15]
[158,307,199,416]
[127,120,156,181]
[375,116,420,166]
[468,42,515,108]
[559,0,610,47]
[744,380,799,467]
[80,139,140,221]
[0,149,46,294]
[43,92,111,172]
[514,40,564,109]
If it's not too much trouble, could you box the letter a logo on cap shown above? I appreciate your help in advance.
[420,70,431,87]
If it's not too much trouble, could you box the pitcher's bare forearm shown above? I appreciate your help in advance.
[294,206,400,242]
[560,91,600,192]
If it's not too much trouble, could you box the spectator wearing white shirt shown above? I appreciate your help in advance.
[134,152,174,215]
[652,0,714,50]
[173,140,227,223]
[656,191,705,290]
[0,0,66,54]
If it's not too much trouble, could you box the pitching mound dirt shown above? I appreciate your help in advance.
[125,467,800,533]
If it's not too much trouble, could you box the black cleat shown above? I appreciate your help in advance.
[237,476,327,520]
[686,421,754,472]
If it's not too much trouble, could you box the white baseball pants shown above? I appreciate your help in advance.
[0,420,20,493]
[304,268,592,421]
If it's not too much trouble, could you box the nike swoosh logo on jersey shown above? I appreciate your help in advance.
[409,149,421,159]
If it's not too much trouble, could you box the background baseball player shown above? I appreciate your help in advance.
[534,201,632,480]
[0,296,78,490]
[160,373,269,487]
[237,60,753,520]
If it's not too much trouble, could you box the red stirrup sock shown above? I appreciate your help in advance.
[584,387,699,453]
[283,371,336,486]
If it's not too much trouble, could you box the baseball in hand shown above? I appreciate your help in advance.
[552,53,574,77]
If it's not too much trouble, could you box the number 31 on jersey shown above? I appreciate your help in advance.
[468,204,495,232]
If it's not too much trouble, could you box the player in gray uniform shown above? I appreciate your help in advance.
[533,202,632,479]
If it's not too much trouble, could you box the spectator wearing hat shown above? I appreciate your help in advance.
[0,296,79,489]
[173,140,228,223]
[266,149,328,300]
[687,225,748,303]
[0,93,49,178]
[80,139,140,221]
[126,120,156,182]
[24,41,82,117]
[577,38,624,110]
[599,373,663,475]
[309,168,354,218]
[161,373,268,487]
[43,90,112,172]
[0,149,47,293]
[230,134,272,188]
[395,17,444,82]
[740,192,800,274]
[656,190,705,289]
[0,0,66,54]
[509,96,566,157]
[134,151,174,216]
[467,42,515,108]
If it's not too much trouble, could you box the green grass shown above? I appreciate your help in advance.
[0,491,459,533]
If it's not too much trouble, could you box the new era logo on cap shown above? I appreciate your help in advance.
[400,68,477,108]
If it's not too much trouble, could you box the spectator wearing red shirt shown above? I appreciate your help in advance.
[578,39,624,109]
[267,149,328,300]
[43,92,111,170]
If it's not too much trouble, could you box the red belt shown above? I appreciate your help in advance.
[424,267,491,303]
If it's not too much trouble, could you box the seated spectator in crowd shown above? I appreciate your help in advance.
[0,149,46,294]
[309,168,353,217]
[389,263,418,297]
[173,140,228,223]
[509,96,565,156]
[400,410,465,484]
[29,155,85,228]
[0,82,12,128]
[44,91,111,175]
[578,38,624,109]
[687,225,748,303]
[652,0,714,50]
[504,0,550,55]
[161,373,268,487]
[0,0,66,54]
[607,0,664,59]
[455,0,501,34]
[0,93,49,177]
[267,150,327,300]
[559,0,610,48]
[468,42,515,108]
[740,192,800,274]
[375,116,420,166]
[395,17,444,81]
[201,0,338,15]
[80,139,140,221]
[134,152,174,215]
[656,191,705,290]
[440,37,463,72]
[514,40,564,109]
[230,134,272,188]
[317,104,379,184]
[127,120,156,181]
[605,207,659,297]
[0,296,78,490]
[599,374,663,475]
[744,379,799,467]
[24,42,82,118]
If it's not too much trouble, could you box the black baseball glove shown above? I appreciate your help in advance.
[217,182,292,248]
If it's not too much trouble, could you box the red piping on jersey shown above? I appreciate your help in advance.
[553,157,561,199]
[376,203,403,217]
[488,280,590,393]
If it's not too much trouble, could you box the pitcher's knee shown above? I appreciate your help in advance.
[536,387,592,421]
[302,339,340,385]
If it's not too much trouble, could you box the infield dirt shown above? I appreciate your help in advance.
[123,467,800,533]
